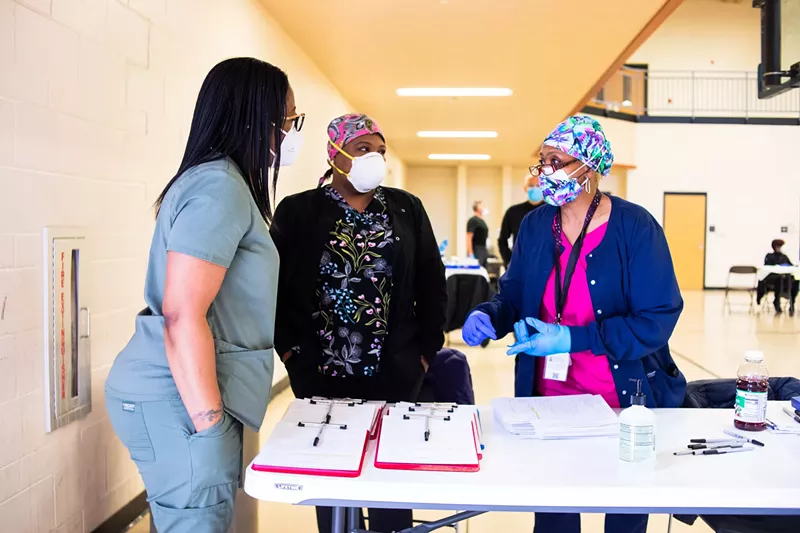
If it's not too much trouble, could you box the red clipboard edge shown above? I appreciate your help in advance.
[373,411,480,473]
[251,429,370,478]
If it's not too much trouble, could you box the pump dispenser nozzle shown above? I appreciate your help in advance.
[629,378,646,406]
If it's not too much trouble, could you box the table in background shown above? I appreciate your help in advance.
[444,266,489,281]
[757,265,800,280]
[758,266,800,312]
[245,404,800,533]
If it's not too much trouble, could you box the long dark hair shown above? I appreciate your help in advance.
[155,57,289,223]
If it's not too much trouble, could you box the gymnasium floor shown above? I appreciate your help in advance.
[133,290,800,533]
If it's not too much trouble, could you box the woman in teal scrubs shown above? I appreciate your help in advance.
[104,57,304,533]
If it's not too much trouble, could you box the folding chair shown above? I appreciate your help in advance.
[723,266,758,314]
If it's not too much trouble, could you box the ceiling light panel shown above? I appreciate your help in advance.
[397,88,512,97]
[417,131,498,138]
[428,154,491,161]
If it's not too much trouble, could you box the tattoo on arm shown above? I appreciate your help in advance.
[191,406,223,423]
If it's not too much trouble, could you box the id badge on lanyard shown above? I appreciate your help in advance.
[545,191,602,382]
[544,353,571,381]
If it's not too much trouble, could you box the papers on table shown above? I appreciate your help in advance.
[252,398,383,477]
[767,403,800,435]
[375,402,481,472]
[252,399,482,477]
[492,395,618,439]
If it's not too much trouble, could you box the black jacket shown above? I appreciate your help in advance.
[682,377,800,408]
[271,186,447,399]
[498,201,540,266]
[765,252,793,266]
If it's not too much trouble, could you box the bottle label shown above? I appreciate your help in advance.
[619,423,655,462]
[734,390,767,423]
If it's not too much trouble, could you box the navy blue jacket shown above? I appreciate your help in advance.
[422,348,475,405]
[473,196,687,408]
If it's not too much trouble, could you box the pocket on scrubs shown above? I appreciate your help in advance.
[214,339,274,431]
[168,398,227,438]
[149,498,233,533]
[188,410,242,498]
[105,395,155,463]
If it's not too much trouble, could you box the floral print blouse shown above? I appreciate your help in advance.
[313,186,395,378]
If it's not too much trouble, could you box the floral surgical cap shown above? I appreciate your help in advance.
[542,115,614,177]
[326,113,385,161]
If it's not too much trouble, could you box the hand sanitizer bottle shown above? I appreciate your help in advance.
[619,378,656,463]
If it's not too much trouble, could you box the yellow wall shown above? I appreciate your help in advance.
[405,166,458,250]
[467,167,504,253]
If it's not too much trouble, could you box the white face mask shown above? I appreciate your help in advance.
[271,127,304,167]
[482,208,490,216]
[329,141,387,193]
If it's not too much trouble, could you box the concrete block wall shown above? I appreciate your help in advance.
[0,0,401,531]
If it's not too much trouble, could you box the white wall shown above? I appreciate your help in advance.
[629,0,760,72]
[628,122,800,288]
[0,0,399,530]
[622,0,799,287]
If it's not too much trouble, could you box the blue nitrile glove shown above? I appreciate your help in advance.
[462,311,497,346]
[506,317,571,357]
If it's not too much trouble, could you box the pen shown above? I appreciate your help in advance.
[313,424,325,447]
[689,438,740,444]
[323,401,333,424]
[722,429,765,447]
[424,415,431,442]
[782,406,800,424]
[688,442,747,451]
[675,445,755,456]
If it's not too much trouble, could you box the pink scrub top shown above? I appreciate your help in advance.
[536,222,620,408]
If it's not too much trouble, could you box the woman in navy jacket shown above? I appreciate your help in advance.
[463,115,686,533]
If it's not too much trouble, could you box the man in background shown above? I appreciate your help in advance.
[466,200,490,267]
[758,239,798,315]
[498,174,543,268]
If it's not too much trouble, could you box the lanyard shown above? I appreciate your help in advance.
[552,191,602,324]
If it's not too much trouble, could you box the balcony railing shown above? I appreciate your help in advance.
[589,68,800,120]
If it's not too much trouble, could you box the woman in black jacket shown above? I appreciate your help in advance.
[271,113,447,533]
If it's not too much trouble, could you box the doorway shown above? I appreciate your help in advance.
[663,193,707,290]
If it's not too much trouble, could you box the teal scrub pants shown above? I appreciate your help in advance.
[105,392,243,533]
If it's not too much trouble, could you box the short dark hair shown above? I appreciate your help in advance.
[472,200,482,213]
[155,57,290,223]
[772,239,785,251]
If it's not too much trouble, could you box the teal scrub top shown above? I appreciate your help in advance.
[106,158,278,431]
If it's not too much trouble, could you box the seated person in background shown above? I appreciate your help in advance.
[271,113,447,533]
[757,239,798,315]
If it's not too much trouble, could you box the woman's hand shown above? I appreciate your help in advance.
[421,356,429,373]
[462,311,497,346]
[191,403,224,433]
[506,317,571,357]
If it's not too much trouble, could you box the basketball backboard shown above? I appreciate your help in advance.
[755,0,800,98]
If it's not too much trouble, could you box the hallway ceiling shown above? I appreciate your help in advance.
[260,0,681,166]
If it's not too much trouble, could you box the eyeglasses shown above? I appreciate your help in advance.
[529,158,582,178]
[285,113,306,132]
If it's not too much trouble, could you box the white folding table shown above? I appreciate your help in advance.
[757,266,800,280]
[245,405,800,532]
